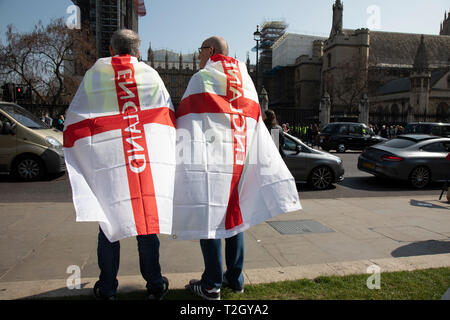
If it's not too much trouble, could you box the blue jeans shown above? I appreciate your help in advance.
[96,227,163,297]
[200,232,244,290]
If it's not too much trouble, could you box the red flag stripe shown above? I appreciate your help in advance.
[176,92,260,121]
[63,107,175,148]
[111,55,158,235]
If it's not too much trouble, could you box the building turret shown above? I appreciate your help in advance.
[147,42,154,67]
[410,35,431,116]
[165,51,169,69]
[440,10,450,35]
[330,0,344,38]
[193,53,197,71]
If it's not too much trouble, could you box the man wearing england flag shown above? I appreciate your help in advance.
[64,29,176,300]
[173,36,302,300]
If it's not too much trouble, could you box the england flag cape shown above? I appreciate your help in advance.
[63,55,176,242]
[172,54,301,240]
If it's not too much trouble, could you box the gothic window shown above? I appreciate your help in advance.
[327,54,332,68]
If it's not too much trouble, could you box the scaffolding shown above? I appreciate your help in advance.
[72,0,139,58]
[259,20,288,73]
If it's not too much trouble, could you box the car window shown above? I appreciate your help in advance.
[337,125,348,134]
[422,142,447,153]
[322,124,336,134]
[441,126,450,138]
[349,124,362,135]
[404,124,431,134]
[431,126,441,136]
[382,138,416,148]
[444,142,450,152]
[0,104,49,129]
[283,136,298,151]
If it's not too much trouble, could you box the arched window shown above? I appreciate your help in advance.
[327,54,332,68]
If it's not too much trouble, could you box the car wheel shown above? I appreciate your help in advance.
[337,144,346,153]
[409,166,431,189]
[309,166,334,190]
[13,155,45,181]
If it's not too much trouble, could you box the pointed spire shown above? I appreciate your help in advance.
[193,52,197,71]
[147,42,154,67]
[413,35,429,73]
[179,52,183,69]
[165,50,168,69]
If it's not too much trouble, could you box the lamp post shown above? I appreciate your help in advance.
[253,25,261,93]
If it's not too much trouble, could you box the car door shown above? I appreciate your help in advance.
[0,113,17,173]
[282,135,307,182]
[421,141,450,180]
[347,124,364,150]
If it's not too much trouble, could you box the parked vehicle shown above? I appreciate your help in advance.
[0,102,65,181]
[404,122,450,138]
[358,134,450,188]
[318,122,386,153]
[282,132,345,190]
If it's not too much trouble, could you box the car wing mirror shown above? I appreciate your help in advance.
[2,122,14,135]
[296,145,302,154]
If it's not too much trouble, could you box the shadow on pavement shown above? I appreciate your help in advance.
[0,172,66,183]
[339,176,442,192]
[391,240,450,258]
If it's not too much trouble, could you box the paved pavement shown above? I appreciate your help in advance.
[0,194,449,299]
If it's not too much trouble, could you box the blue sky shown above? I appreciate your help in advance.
[0,0,449,63]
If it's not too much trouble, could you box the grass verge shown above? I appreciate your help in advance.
[41,267,450,300]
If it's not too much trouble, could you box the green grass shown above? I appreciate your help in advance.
[43,267,450,300]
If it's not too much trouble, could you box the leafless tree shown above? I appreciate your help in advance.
[0,18,96,105]
[323,53,369,112]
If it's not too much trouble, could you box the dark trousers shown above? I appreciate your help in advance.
[199,232,245,290]
[96,227,163,297]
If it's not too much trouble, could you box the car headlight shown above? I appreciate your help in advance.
[46,136,63,150]
[336,158,343,165]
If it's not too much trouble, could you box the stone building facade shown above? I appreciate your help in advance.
[266,0,450,125]
[146,45,197,109]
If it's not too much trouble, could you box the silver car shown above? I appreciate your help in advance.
[282,133,345,190]
[358,135,450,188]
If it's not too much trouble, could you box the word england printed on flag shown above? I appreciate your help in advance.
[172,54,302,240]
[64,55,176,242]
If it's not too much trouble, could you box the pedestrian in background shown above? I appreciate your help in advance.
[57,115,65,131]
[264,109,285,156]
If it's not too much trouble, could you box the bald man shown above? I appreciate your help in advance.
[179,36,245,300]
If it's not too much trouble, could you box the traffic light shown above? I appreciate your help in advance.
[16,85,24,100]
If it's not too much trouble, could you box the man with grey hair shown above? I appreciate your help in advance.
[65,29,173,300]
[110,29,141,57]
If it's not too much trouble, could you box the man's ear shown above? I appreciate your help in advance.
[137,50,141,59]
[110,47,115,56]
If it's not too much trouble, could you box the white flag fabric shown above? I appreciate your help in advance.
[172,54,302,240]
[64,55,176,242]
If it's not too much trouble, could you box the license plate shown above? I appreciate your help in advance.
[363,161,375,169]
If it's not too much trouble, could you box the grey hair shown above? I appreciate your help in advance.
[110,29,141,56]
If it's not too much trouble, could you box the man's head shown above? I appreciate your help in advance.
[110,29,141,58]
[198,36,229,69]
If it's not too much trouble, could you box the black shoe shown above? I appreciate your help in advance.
[148,276,169,300]
[222,276,244,293]
[186,279,220,300]
[93,281,116,300]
